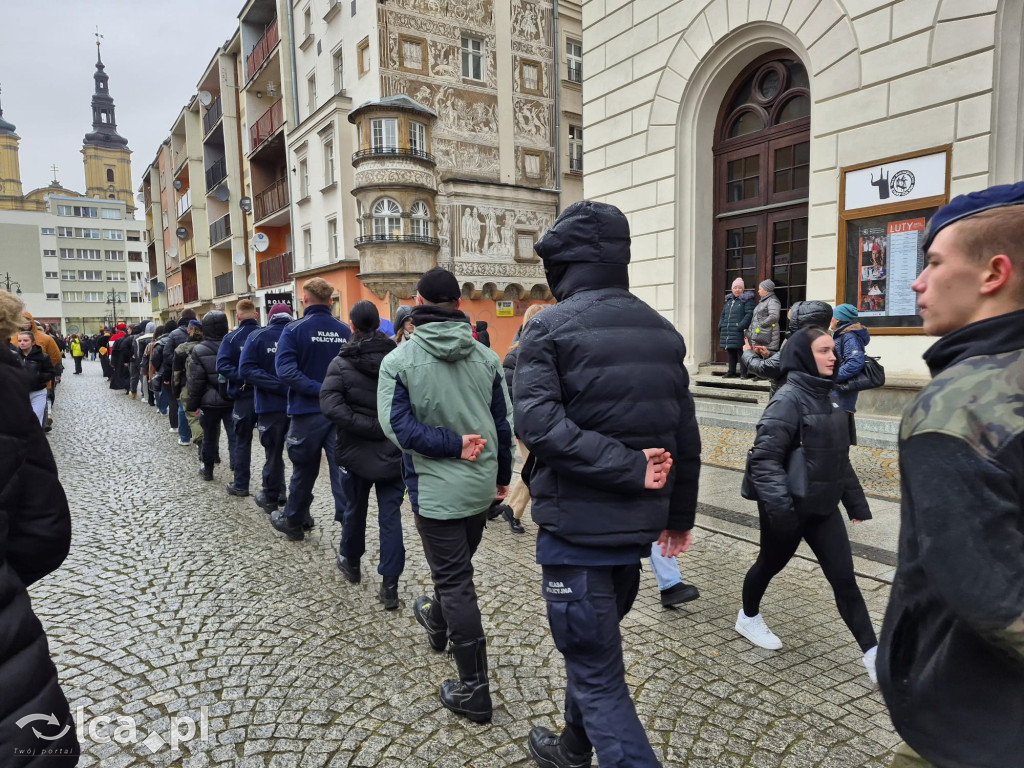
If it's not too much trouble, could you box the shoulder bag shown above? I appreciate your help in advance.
[837,355,885,392]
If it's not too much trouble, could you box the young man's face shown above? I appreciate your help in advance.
[913,224,990,336]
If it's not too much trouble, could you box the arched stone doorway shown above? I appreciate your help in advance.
[711,52,810,360]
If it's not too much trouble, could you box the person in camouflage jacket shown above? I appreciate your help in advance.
[878,183,1024,768]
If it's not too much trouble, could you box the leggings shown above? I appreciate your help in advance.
[742,504,877,652]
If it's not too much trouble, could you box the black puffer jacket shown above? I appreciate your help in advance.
[745,329,869,529]
[0,353,79,766]
[186,312,231,411]
[13,344,56,392]
[513,200,702,546]
[320,332,402,482]
[501,328,523,397]
[161,318,191,385]
[743,300,833,394]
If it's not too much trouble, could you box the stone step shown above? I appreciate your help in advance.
[691,373,771,392]
[690,384,768,405]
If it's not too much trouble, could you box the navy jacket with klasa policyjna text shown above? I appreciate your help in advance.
[275,304,351,416]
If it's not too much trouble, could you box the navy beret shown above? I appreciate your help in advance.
[923,181,1024,251]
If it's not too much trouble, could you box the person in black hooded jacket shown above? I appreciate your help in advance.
[737,327,877,678]
[742,300,834,394]
[186,311,236,481]
[513,200,701,768]
[320,301,406,609]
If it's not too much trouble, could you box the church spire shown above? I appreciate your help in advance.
[82,33,128,150]
[0,85,18,137]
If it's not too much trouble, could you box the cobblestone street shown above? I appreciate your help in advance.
[30,363,902,767]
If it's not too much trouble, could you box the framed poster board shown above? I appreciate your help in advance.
[837,146,950,334]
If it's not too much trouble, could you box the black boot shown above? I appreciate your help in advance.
[440,638,492,723]
[413,595,447,652]
[378,576,399,610]
[336,555,361,583]
[528,726,593,768]
[200,463,213,481]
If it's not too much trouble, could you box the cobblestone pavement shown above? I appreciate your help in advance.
[29,362,901,767]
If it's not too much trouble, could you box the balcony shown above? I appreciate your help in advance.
[209,214,231,246]
[567,62,582,83]
[205,157,227,190]
[246,19,280,81]
[202,95,223,136]
[214,272,234,297]
[179,238,196,262]
[183,283,199,304]
[354,233,440,247]
[569,154,583,174]
[254,176,289,221]
[352,146,435,165]
[250,100,284,152]
[258,251,292,288]
[176,190,192,218]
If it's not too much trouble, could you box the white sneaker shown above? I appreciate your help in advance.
[169,427,178,433]
[177,438,191,446]
[863,645,878,683]
[735,610,783,650]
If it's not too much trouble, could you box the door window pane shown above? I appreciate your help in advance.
[770,216,808,322]
[773,141,810,194]
[727,155,760,202]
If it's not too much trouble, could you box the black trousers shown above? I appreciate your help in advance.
[167,393,179,429]
[199,407,235,469]
[742,504,877,652]
[231,397,256,491]
[257,411,289,501]
[726,348,748,376]
[414,511,487,644]
[73,356,83,374]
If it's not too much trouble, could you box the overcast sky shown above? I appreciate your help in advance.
[1,0,245,217]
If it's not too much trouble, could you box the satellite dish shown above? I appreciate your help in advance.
[215,185,230,203]
[156,281,166,293]
[239,196,252,213]
[232,252,246,266]
[198,90,213,107]
[167,248,177,259]
[173,179,183,190]
[176,227,188,240]
[136,192,146,203]
[252,232,270,252]
[247,273,258,289]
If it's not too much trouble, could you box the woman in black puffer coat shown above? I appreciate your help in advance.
[186,311,235,480]
[736,327,878,680]
[319,301,405,610]
[0,293,79,766]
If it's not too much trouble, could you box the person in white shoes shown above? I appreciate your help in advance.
[737,328,877,679]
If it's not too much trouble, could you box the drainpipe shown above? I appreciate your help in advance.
[552,1,562,214]
[284,0,301,306]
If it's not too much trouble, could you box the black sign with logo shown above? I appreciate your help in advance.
[264,292,294,313]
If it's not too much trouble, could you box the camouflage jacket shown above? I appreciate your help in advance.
[879,309,1024,768]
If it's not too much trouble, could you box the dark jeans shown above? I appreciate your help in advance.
[231,397,256,491]
[199,407,236,469]
[340,472,406,578]
[542,563,660,768]
[283,412,347,522]
[129,360,141,394]
[743,504,877,652]
[414,511,487,644]
[73,356,83,374]
[257,411,289,501]
[726,348,748,376]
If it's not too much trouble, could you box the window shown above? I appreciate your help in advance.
[46,293,59,300]
[126,231,141,241]
[43,249,57,257]
[516,233,538,262]
[566,40,582,83]
[131,293,143,302]
[128,252,144,262]
[323,138,335,185]
[79,228,102,239]
[78,249,101,260]
[63,291,82,302]
[372,198,402,238]
[106,168,115,183]
[79,270,103,281]
[41,227,55,236]
[332,48,344,93]
[130,271,145,283]
[84,291,107,302]
[303,5,312,36]
[107,272,126,282]
[105,250,124,261]
[524,152,541,178]
[103,229,123,240]
[299,159,309,198]
[100,112,109,124]
[307,74,317,115]
[409,121,427,155]
[569,126,583,173]
[58,226,74,238]
[461,37,483,80]
[400,38,424,71]
[303,228,313,264]
[45,271,59,279]
[57,205,98,218]
[521,61,540,93]
[410,201,430,238]
[370,118,398,152]
[60,248,75,259]
[61,270,77,280]
[101,208,122,219]
[327,218,338,261]
[357,38,370,77]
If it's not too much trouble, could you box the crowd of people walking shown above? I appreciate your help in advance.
[3,182,1023,768]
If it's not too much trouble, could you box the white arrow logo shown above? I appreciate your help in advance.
[15,713,69,740]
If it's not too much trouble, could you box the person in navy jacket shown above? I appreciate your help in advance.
[270,278,351,540]
[240,303,293,514]
[217,299,262,497]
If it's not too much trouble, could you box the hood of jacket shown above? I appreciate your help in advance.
[725,290,756,303]
[781,328,834,380]
[789,300,834,333]
[835,321,870,346]
[337,332,396,376]
[201,311,228,342]
[409,305,476,362]
[534,200,631,301]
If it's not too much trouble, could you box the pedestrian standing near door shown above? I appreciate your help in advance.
[217,299,262,497]
[718,278,755,378]
[748,279,782,353]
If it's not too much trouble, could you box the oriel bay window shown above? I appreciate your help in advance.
[371,118,398,153]
[410,201,430,238]
[372,198,402,239]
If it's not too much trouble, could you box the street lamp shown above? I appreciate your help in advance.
[106,290,124,329]
[2,272,22,295]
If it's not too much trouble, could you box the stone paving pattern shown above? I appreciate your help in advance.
[29,363,902,766]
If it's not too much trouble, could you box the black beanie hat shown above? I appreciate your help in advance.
[416,267,461,304]
[349,300,380,334]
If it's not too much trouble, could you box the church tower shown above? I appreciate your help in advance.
[82,39,134,215]
[0,87,25,209]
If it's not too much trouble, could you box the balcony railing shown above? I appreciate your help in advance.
[250,100,284,152]
[254,176,289,221]
[354,233,440,247]
[214,272,234,297]
[183,283,199,304]
[179,238,196,262]
[205,157,227,190]
[246,19,280,81]
[258,251,292,288]
[352,146,435,164]
[176,190,192,218]
[569,154,583,174]
[202,95,223,135]
[567,62,583,83]
[209,214,231,245]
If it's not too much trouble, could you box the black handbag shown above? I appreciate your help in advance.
[838,355,885,392]
[741,424,807,501]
